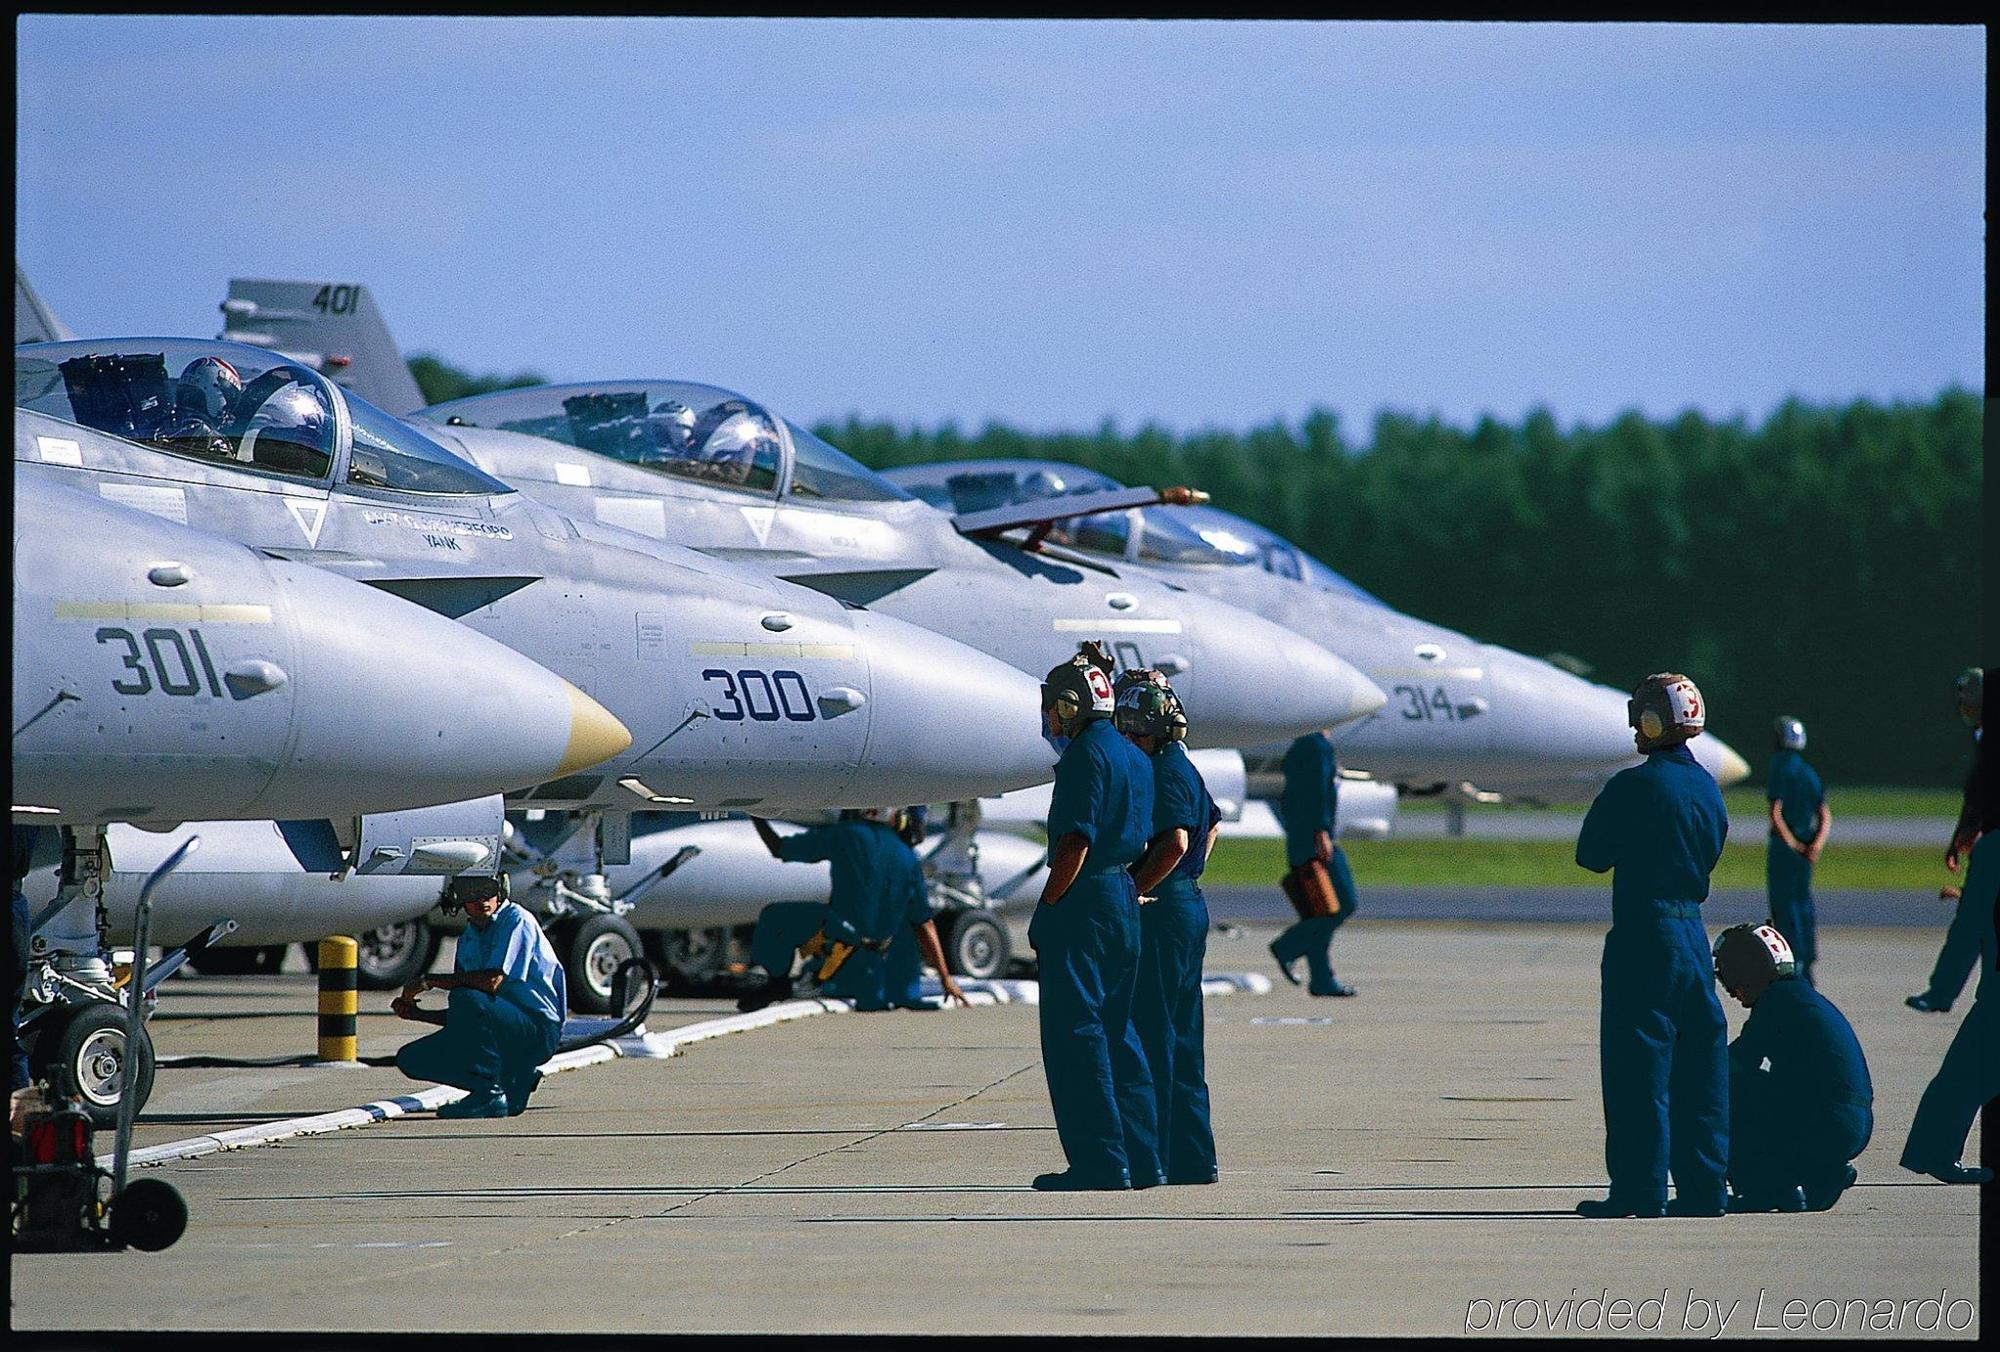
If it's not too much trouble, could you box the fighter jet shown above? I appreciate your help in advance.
[410,388,1383,752]
[885,459,1753,807]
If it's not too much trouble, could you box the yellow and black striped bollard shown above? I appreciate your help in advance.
[316,936,360,1064]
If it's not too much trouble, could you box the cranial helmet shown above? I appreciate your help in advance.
[1955,666,1983,726]
[1713,922,1795,988]
[1113,667,1189,745]
[1628,672,1705,751]
[175,356,242,421]
[1042,646,1117,736]
[1774,716,1807,751]
[442,873,508,911]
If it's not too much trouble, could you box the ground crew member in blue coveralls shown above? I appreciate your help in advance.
[1574,672,1731,1219]
[1712,923,1872,1213]
[1268,729,1360,997]
[393,875,567,1119]
[1030,645,1162,1191]
[1909,667,1986,1012]
[1116,668,1222,1186]
[1766,716,1831,987]
[737,809,969,1014]
[1899,733,1998,1186]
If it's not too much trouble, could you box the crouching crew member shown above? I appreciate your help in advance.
[1030,647,1162,1191]
[1713,923,1872,1212]
[738,810,969,1014]
[1116,669,1222,1186]
[1900,740,1998,1186]
[1766,716,1830,987]
[1574,673,1731,1218]
[1268,729,1360,997]
[393,875,567,1119]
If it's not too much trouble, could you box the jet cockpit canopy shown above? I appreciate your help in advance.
[16,338,512,497]
[419,381,913,505]
[886,457,1389,607]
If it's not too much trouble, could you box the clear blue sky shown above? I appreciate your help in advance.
[15,17,1984,435]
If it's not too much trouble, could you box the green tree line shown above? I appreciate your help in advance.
[811,392,1983,789]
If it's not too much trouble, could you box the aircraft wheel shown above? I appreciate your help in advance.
[942,909,1010,981]
[352,920,441,990]
[186,945,286,977]
[644,926,731,992]
[564,914,644,1015]
[109,1178,187,1251]
[40,1003,156,1129]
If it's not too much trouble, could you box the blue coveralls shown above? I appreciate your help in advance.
[1031,715,1161,1185]
[396,901,567,1110]
[1728,979,1873,1203]
[1914,729,1987,1010]
[1271,732,1360,994]
[1132,740,1222,1183]
[750,820,932,1011]
[1901,831,2000,1173]
[1765,748,1825,982]
[1576,743,1731,1210]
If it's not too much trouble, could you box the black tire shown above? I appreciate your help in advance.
[564,914,645,1015]
[186,945,286,976]
[109,1177,187,1252]
[352,920,441,990]
[644,926,731,992]
[39,1002,156,1129]
[941,909,1010,981]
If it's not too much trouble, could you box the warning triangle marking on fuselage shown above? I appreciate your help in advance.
[285,498,327,547]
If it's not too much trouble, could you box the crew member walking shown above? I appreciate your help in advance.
[1269,729,1360,997]
[1574,672,1730,1218]
[1909,667,1986,1012]
[1117,669,1222,1186]
[1900,737,1997,1186]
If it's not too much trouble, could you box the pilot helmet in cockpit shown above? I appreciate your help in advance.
[649,399,698,454]
[174,356,244,424]
[696,402,778,484]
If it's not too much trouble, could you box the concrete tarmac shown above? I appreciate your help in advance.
[13,919,1982,1338]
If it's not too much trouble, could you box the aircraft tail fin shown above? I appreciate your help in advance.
[16,264,76,344]
[217,278,426,415]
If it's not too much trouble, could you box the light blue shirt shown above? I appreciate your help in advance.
[454,900,567,1027]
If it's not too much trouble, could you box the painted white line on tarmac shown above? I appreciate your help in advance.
[105,972,1267,1170]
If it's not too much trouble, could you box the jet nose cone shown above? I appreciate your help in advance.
[1692,732,1752,788]
[850,611,1054,803]
[554,681,636,777]
[1482,649,1644,789]
[1171,597,1386,748]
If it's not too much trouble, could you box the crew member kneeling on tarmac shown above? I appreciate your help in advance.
[1712,923,1872,1213]
[1116,669,1222,1186]
[737,809,969,1014]
[1030,645,1161,1191]
[1574,672,1730,1219]
[392,875,567,1119]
